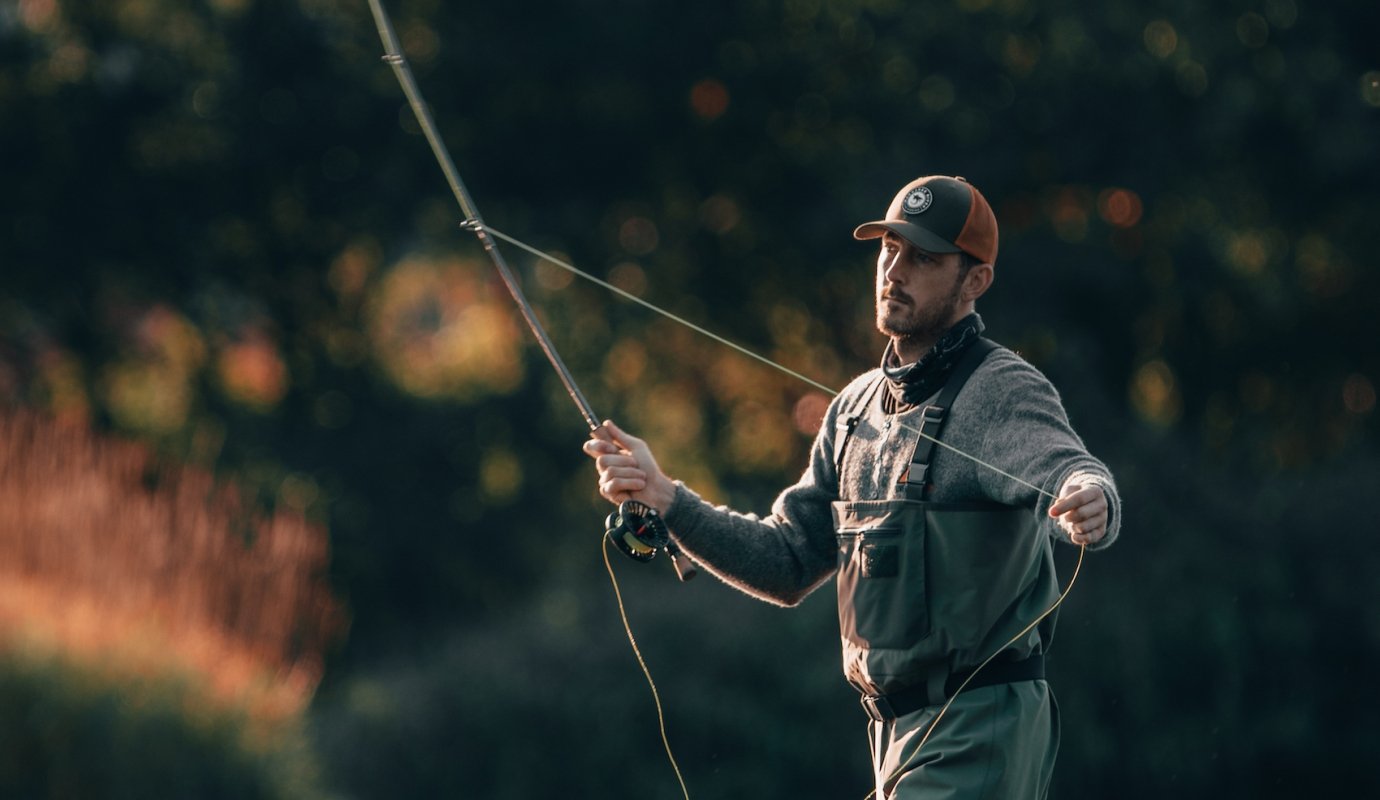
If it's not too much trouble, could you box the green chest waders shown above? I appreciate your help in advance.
[831,339,1061,798]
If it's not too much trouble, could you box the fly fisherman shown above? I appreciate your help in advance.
[584,175,1121,799]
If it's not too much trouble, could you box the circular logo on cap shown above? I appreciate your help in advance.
[902,186,933,215]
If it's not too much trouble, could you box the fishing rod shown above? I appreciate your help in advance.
[365,0,695,583]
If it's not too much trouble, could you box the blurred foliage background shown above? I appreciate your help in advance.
[1,0,1377,796]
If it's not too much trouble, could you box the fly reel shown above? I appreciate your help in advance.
[605,500,697,581]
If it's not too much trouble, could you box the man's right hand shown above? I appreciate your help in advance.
[582,420,677,512]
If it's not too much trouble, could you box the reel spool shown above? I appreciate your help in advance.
[605,500,697,581]
[605,500,667,562]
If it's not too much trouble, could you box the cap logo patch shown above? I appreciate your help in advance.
[902,186,933,215]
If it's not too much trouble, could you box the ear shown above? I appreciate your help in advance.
[963,263,994,303]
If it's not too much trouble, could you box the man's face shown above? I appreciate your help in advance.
[874,232,967,345]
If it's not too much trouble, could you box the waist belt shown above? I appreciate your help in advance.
[859,654,1045,722]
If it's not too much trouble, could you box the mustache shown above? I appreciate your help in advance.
[879,288,912,304]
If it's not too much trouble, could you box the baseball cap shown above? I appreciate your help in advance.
[853,175,999,265]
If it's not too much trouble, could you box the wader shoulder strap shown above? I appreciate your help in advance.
[900,337,998,500]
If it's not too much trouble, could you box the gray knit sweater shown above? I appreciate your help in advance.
[662,342,1121,607]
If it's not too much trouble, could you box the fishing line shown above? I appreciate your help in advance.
[481,223,1057,502]
[602,535,692,800]
[481,224,837,397]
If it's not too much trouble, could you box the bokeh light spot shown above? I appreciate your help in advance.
[217,331,288,412]
[608,261,648,295]
[102,307,207,433]
[534,253,575,291]
[1295,234,1352,297]
[1143,20,1178,59]
[19,0,58,32]
[400,22,439,65]
[1097,188,1144,228]
[1361,71,1380,108]
[479,448,524,504]
[1226,230,1270,275]
[602,338,648,392]
[793,392,831,436]
[1047,186,1091,242]
[690,79,730,121]
[1003,33,1042,76]
[1342,374,1376,415]
[1130,359,1182,427]
[366,255,525,400]
[700,194,742,234]
[618,216,660,256]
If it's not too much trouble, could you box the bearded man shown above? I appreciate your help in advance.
[585,175,1120,798]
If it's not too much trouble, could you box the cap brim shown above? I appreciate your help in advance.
[852,221,963,254]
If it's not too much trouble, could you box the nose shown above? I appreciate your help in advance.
[881,248,904,284]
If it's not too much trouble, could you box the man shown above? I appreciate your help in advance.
[584,175,1120,798]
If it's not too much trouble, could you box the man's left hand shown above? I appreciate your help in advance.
[1048,482,1108,546]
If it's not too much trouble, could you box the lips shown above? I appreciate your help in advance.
[881,291,911,306]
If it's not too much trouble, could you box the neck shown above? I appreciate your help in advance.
[890,335,934,365]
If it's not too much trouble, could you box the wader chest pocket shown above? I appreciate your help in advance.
[836,526,929,648]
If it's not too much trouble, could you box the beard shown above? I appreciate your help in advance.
[875,277,964,349]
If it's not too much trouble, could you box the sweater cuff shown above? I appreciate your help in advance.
[661,481,694,531]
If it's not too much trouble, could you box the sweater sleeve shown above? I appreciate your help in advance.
[964,351,1122,550]
[657,376,876,607]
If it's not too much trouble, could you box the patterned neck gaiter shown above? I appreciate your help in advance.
[881,313,985,410]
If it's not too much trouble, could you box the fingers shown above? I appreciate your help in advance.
[599,470,647,504]
[1049,483,1108,545]
[585,420,638,459]
[1065,508,1108,545]
[584,420,676,510]
[582,437,620,458]
[586,420,645,504]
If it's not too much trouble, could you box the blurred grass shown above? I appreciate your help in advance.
[0,410,343,796]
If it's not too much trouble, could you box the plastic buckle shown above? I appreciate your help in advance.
[919,404,945,428]
[860,694,894,722]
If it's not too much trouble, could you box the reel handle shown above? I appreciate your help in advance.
[665,540,698,582]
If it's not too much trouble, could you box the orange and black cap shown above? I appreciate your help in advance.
[853,175,999,265]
